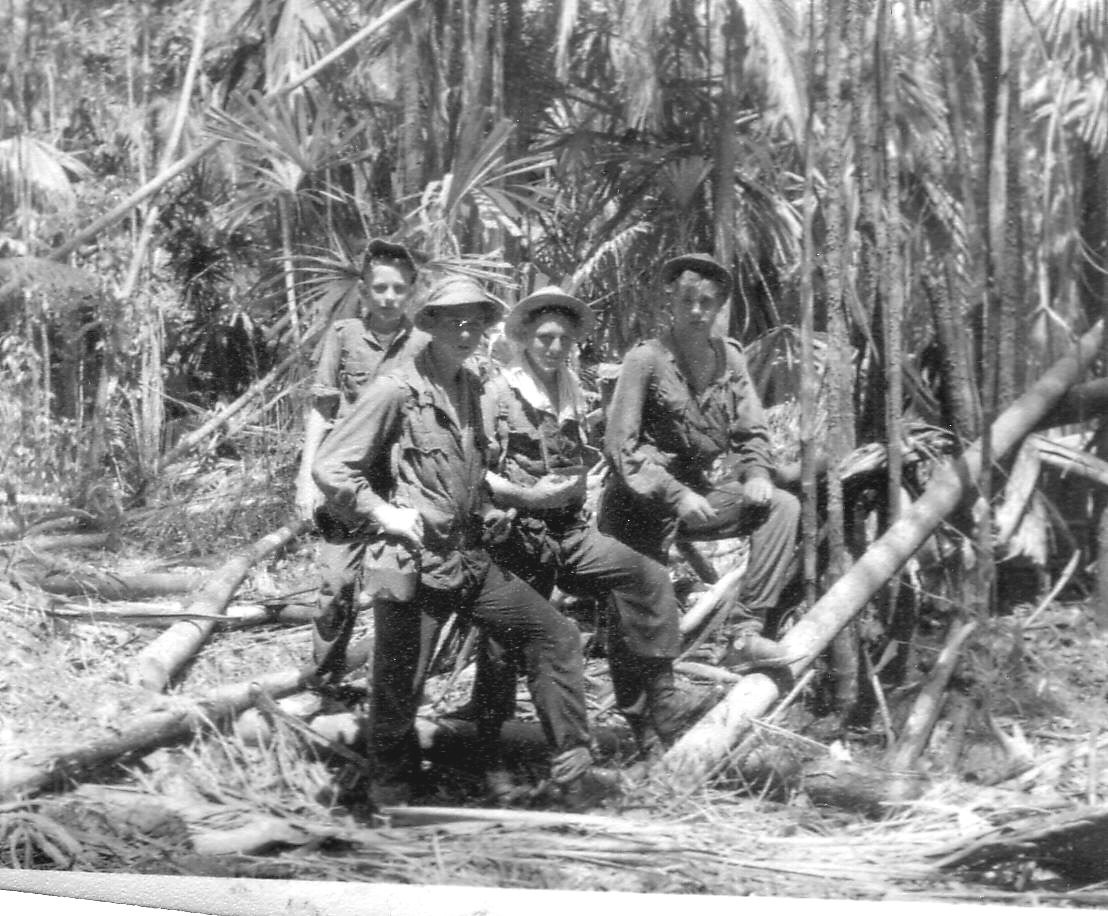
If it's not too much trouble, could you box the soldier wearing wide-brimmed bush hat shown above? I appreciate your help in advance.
[501,284,596,342]
[411,275,506,331]
[452,283,690,776]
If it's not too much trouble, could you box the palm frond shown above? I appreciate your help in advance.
[0,136,91,209]
[734,0,806,141]
[568,221,652,293]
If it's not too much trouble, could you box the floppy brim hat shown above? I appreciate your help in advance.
[660,253,733,297]
[362,237,418,276]
[413,276,505,330]
[504,286,596,341]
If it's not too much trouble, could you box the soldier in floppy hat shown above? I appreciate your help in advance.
[313,275,617,810]
[599,252,801,672]
[297,237,428,681]
[460,285,688,787]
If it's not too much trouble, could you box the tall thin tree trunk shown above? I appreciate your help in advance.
[1080,144,1108,326]
[398,18,425,198]
[798,10,821,609]
[850,0,877,435]
[823,0,857,714]
[714,9,741,338]
[999,40,1023,403]
[278,195,301,350]
[922,265,981,443]
[974,0,1009,619]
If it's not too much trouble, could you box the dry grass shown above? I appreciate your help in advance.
[4,455,1108,905]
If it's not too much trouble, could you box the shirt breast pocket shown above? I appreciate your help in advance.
[340,369,372,397]
[405,423,457,457]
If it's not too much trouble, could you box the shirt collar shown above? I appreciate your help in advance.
[502,354,588,424]
[362,317,412,350]
[658,331,727,387]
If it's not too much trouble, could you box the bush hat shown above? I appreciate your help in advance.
[661,252,733,297]
[362,237,418,277]
[413,276,505,330]
[504,285,595,342]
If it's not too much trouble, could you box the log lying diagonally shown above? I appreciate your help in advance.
[658,321,1105,793]
[130,518,310,691]
[0,649,367,801]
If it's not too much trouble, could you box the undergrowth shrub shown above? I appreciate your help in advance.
[0,332,85,500]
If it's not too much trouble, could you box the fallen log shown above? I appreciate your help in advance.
[0,642,369,801]
[415,717,627,769]
[155,325,326,471]
[657,322,1105,793]
[678,562,747,637]
[0,508,98,540]
[887,620,978,771]
[44,600,318,629]
[673,661,743,684]
[33,568,203,600]
[130,518,310,691]
[799,756,930,817]
[5,532,113,553]
[1034,376,1108,431]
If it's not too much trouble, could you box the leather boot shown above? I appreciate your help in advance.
[312,588,357,683]
[642,658,684,749]
[550,746,621,811]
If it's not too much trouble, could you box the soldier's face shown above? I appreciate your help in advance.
[362,263,412,330]
[524,312,578,382]
[667,273,725,337]
[426,304,488,370]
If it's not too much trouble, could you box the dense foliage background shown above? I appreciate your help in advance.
[2,0,1106,610]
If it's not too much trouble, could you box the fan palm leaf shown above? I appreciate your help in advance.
[0,136,90,210]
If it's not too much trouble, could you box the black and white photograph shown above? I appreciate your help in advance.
[2,1,1107,913]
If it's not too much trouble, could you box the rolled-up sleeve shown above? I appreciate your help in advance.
[312,376,405,527]
[604,346,692,510]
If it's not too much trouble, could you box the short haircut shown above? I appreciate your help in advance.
[364,254,416,283]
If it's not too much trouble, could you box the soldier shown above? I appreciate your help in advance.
[473,287,687,792]
[295,239,426,678]
[599,253,800,668]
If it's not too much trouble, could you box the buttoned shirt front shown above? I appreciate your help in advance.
[484,358,591,486]
[604,333,774,513]
[313,349,490,590]
[310,317,428,421]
